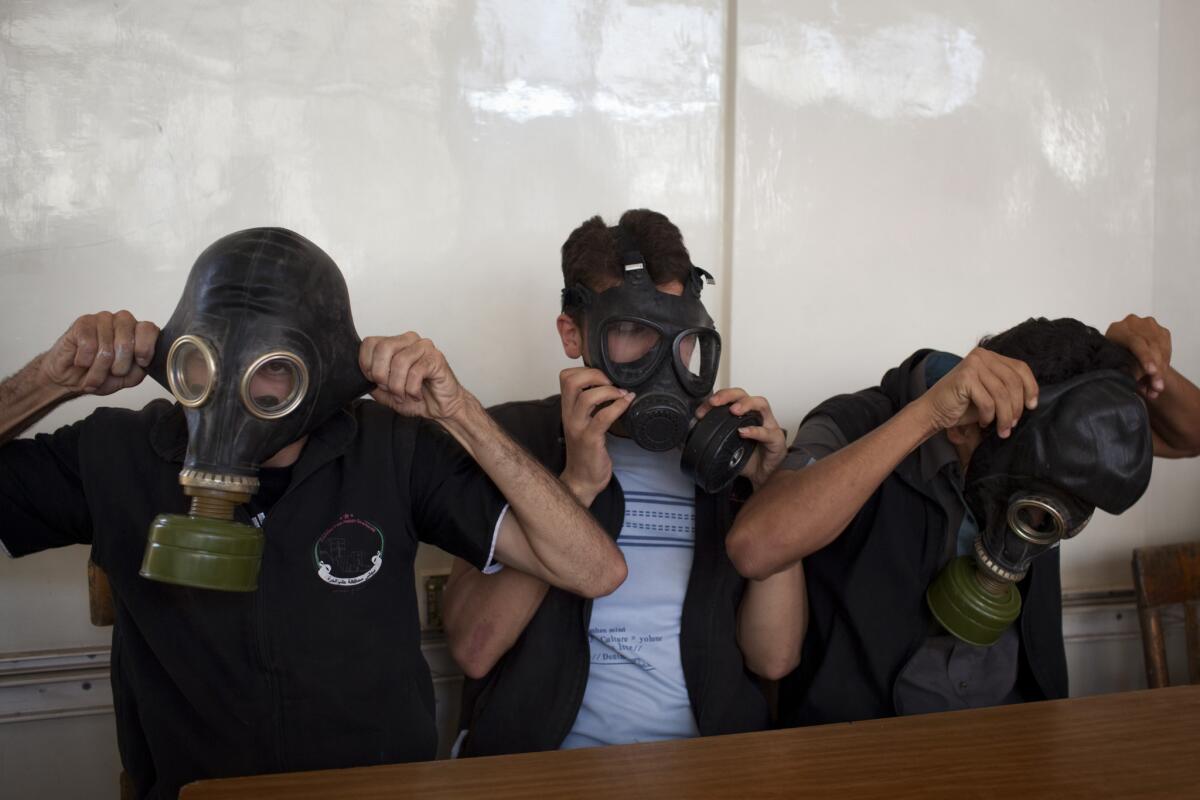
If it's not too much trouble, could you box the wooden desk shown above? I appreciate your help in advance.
[182,686,1200,799]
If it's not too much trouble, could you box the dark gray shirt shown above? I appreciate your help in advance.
[784,353,1023,714]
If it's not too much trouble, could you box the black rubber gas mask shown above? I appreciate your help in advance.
[926,370,1152,645]
[141,227,370,591]
[562,226,760,494]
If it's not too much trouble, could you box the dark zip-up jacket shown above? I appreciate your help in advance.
[458,396,770,756]
[0,399,504,798]
[778,351,1068,727]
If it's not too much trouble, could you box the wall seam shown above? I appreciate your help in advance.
[718,0,738,388]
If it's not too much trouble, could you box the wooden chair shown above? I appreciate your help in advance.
[1131,541,1200,688]
[89,560,135,800]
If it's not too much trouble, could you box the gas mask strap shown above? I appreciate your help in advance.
[610,224,645,270]
[690,266,715,297]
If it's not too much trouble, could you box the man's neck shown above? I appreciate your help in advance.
[262,435,308,468]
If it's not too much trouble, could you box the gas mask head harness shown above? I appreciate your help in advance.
[926,368,1153,645]
[141,227,370,592]
[561,224,760,494]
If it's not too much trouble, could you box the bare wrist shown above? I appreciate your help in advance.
[900,396,943,441]
[437,391,488,456]
[560,469,602,507]
[30,353,76,402]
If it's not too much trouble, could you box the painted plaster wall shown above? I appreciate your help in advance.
[731,0,1196,590]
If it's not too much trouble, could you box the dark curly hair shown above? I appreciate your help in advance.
[980,317,1137,384]
[560,209,694,297]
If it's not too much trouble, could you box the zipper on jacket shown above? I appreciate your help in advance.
[244,507,287,774]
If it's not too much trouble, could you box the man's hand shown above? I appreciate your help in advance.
[361,333,468,420]
[916,347,1039,438]
[41,311,158,397]
[698,388,787,490]
[1106,314,1171,400]
[559,367,633,504]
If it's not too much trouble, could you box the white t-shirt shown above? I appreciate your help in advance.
[560,434,700,749]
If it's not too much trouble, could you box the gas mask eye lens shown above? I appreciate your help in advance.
[241,352,308,419]
[1007,496,1067,545]
[673,329,720,396]
[607,320,661,364]
[680,333,702,377]
[166,335,217,407]
[601,319,665,385]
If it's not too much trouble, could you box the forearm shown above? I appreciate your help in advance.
[1147,367,1200,457]
[0,354,74,447]
[439,393,626,596]
[727,400,937,579]
[736,563,807,680]
[443,558,549,679]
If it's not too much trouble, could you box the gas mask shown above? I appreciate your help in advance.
[926,369,1153,645]
[561,226,760,494]
[141,228,370,592]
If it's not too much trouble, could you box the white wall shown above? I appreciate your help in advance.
[1142,0,1200,574]
[0,1,1197,795]
[731,0,1194,591]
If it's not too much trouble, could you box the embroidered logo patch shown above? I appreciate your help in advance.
[313,514,385,587]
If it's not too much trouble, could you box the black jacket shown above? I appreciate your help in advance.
[458,396,770,756]
[778,351,1067,727]
[0,399,504,798]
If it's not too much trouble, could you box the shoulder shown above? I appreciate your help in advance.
[87,397,178,427]
[487,395,565,469]
[803,388,894,445]
[349,397,408,428]
[487,395,561,432]
[86,397,182,447]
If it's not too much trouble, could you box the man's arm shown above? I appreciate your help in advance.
[1,311,158,446]
[1106,315,1200,458]
[700,388,808,679]
[0,312,159,556]
[726,348,1039,580]
[362,337,627,599]
[442,366,630,678]
[0,355,74,447]
[444,557,549,679]
[737,565,807,679]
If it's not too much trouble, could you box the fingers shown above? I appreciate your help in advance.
[133,320,159,368]
[111,310,136,377]
[737,425,773,442]
[588,390,634,433]
[1125,333,1159,375]
[1124,332,1168,397]
[707,387,749,407]
[1012,357,1041,410]
[726,393,780,430]
[71,315,99,370]
[965,376,997,430]
[989,357,1032,435]
[575,385,629,416]
[954,349,1039,438]
[360,332,420,387]
[81,312,116,393]
[698,387,749,419]
[975,366,1014,436]
[1109,315,1171,397]
[388,342,435,400]
[559,367,612,413]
